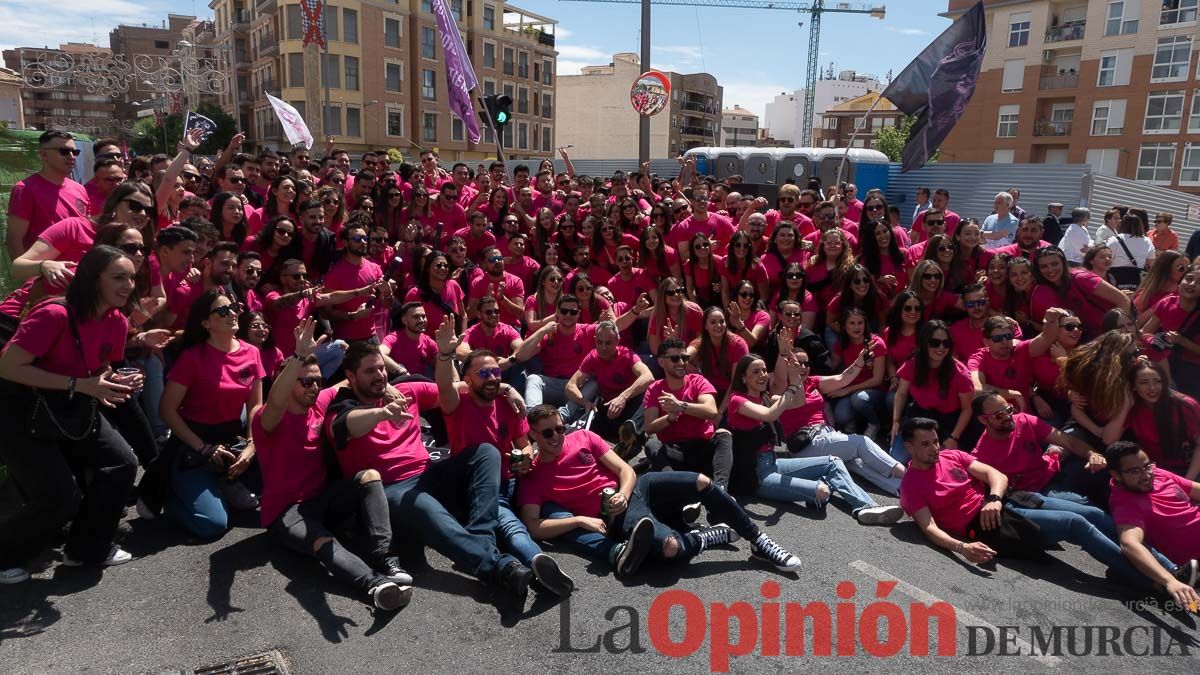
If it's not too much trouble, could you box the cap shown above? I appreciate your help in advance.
[1048,202,1063,209]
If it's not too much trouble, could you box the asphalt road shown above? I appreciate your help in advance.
[1,483,1198,674]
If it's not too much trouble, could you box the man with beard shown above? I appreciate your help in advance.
[904,209,948,267]
[380,302,438,378]
[231,252,264,313]
[164,241,238,330]
[293,199,338,280]
[253,319,411,611]
[502,232,540,292]
[912,189,961,241]
[994,217,1052,261]
[467,246,524,325]
[323,341,536,604]
[567,244,610,287]
[84,158,127,216]
[321,223,386,344]
[489,161,512,202]
[454,211,498,264]
[676,185,735,261]
[431,181,469,241]
[435,319,575,597]
[457,296,524,388]
[235,154,265,208]
[264,258,370,379]
[566,321,654,457]
[516,296,599,424]
[452,163,478,208]
[949,284,1008,362]
[6,130,90,258]
[604,246,654,308]
[531,170,563,215]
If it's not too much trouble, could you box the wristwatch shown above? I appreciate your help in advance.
[984,494,1002,503]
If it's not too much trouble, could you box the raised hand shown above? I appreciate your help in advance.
[435,315,459,353]
[293,317,329,358]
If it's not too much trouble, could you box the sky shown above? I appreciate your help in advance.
[0,0,952,121]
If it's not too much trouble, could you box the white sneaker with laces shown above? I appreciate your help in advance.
[751,533,801,572]
[0,567,30,584]
[63,546,133,568]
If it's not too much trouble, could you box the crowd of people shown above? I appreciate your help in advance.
[2,129,1200,615]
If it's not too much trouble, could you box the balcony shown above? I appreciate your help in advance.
[1039,71,1078,90]
[1044,20,1085,44]
[257,32,278,56]
[256,0,277,14]
[1033,119,1072,136]
[680,125,712,137]
[231,9,251,32]
[681,99,720,115]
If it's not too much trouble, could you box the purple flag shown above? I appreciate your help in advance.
[431,0,481,144]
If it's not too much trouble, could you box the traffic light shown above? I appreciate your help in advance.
[482,94,513,130]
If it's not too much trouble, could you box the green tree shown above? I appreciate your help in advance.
[873,115,938,164]
[131,102,235,156]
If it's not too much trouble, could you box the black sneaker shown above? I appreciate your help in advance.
[616,517,655,579]
[498,560,533,603]
[1173,559,1199,588]
[530,553,575,597]
[691,523,740,551]
[750,533,802,572]
[376,556,414,586]
[368,581,412,611]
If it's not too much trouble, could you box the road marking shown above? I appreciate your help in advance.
[849,559,1061,668]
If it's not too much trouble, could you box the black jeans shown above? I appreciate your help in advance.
[645,432,734,489]
[0,411,137,567]
[269,473,393,592]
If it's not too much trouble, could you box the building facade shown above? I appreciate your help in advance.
[720,105,758,147]
[556,52,722,159]
[2,44,120,137]
[110,15,215,126]
[762,70,882,146]
[0,68,24,128]
[939,0,1200,193]
[210,0,558,161]
[814,92,903,149]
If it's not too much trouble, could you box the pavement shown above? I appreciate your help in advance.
[1,481,1199,674]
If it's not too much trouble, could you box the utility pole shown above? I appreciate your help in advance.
[639,0,651,165]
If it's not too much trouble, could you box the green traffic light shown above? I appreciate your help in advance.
[496,112,509,123]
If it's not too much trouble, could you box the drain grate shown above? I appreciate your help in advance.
[193,649,291,675]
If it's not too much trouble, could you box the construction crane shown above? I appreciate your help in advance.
[561,0,885,150]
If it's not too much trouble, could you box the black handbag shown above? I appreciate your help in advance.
[28,306,99,442]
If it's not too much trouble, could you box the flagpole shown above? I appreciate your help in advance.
[834,94,884,186]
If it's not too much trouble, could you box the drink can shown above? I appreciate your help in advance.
[600,487,617,517]
[510,449,524,468]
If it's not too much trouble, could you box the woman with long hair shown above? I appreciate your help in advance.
[1033,245,1131,335]
[689,306,749,396]
[827,307,888,437]
[247,176,297,236]
[94,222,159,320]
[593,218,630,275]
[946,218,991,292]
[376,183,406,241]
[568,272,610,324]
[648,276,703,356]
[982,252,1011,314]
[887,320,974,462]
[769,261,817,329]
[1083,244,1121,287]
[0,246,145,581]
[825,264,885,339]
[684,232,722,309]
[762,222,806,299]
[719,231,769,307]
[152,131,202,228]
[212,191,248,245]
[917,233,955,280]
[316,185,345,237]
[725,353,904,523]
[1103,360,1200,479]
[647,202,672,236]
[1062,329,1142,445]
[524,264,565,334]
[553,217,583,260]
[726,279,772,349]
[906,259,961,322]
[250,215,298,288]
[617,197,645,233]
[1030,309,1085,428]
[859,218,906,297]
[882,291,923,389]
[639,224,681,280]
[1141,265,1200,399]
[1004,256,1037,333]
[806,228,855,310]
[1134,250,1187,323]
[158,288,265,537]
[528,206,556,261]
[478,186,511,232]
[405,186,438,244]
[405,249,465,334]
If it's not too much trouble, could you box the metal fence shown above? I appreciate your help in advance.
[1085,173,1200,247]
[885,162,1091,222]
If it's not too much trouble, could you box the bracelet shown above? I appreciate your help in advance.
[437,353,454,361]
[67,376,77,400]
[955,541,965,554]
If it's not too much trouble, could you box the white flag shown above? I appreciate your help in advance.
[265,92,314,149]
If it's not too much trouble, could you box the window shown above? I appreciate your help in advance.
[385,18,402,48]
[1136,143,1176,184]
[1008,12,1031,47]
[422,0,433,11]
[518,52,529,78]
[543,59,553,85]
[1145,90,1185,133]
[484,5,495,30]
[344,56,359,91]
[346,107,361,137]
[503,47,514,76]
[288,53,305,88]
[1180,146,1200,184]
[1189,92,1200,132]
[483,78,496,96]
[997,104,1019,137]
[343,9,358,44]
[1091,99,1126,135]
[154,40,169,49]
[1152,36,1191,81]
[517,87,528,113]
[542,126,551,151]
[503,83,514,101]
[423,112,438,142]
[422,26,437,59]
[322,54,340,89]
[483,41,495,68]
[503,124,513,148]
[323,5,339,42]
[286,4,303,40]
[451,0,463,21]
[1086,148,1121,176]
[824,116,837,129]
[518,122,528,149]
[387,108,404,137]
[854,117,866,129]
[291,101,306,121]
[1050,103,1074,124]
[422,70,437,100]
[386,62,403,92]
[993,149,1016,163]
[324,105,342,135]
[1098,49,1133,86]
[1161,0,1198,26]
[541,93,552,118]
[1106,1,1139,35]
[452,118,465,141]
[1001,59,1025,91]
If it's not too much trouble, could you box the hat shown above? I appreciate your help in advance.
[1048,202,1063,209]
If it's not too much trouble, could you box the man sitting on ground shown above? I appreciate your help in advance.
[565,320,654,458]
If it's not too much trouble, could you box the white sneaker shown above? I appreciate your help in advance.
[681,502,702,528]
[135,498,157,520]
[0,567,30,584]
[63,545,133,568]
[855,505,905,526]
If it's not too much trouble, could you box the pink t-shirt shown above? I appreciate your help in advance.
[7,174,89,249]
[539,322,599,378]
[897,358,972,414]
[778,376,827,436]
[518,430,617,518]
[168,340,265,424]
[643,374,717,443]
[1150,295,1200,365]
[835,335,887,387]
[452,227,498,262]
[252,387,339,526]
[884,327,918,368]
[1031,270,1107,333]
[950,318,987,363]
[505,255,541,291]
[640,246,680,280]
[764,210,815,238]
[762,250,808,295]
[468,271,525,326]
[968,340,1035,399]
[430,203,468,236]
[322,257,382,341]
[37,216,96,262]
[1128,397,1200,470]
[970,412,1059,493]
[6,302,126,377]
[326,382,438,484]
[650,303,704,345]
[1109,468,1200,564]
[1030,352,1066,398]
[677,213,735,252]
[381,330,438,374]
[461,321,521,356]
[695,333,749,392]
[446,393,530,480]
[579,346,643,400]
[405,281,465,336]
[726,393,767,435]
[605,268,655,307]
[264,293,313,357]
[898,449,985,537]
[717,257,768,290]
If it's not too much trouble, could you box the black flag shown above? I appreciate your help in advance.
[184,110,218,143]
[881,1,987,172]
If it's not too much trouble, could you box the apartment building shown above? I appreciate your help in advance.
[211,0,558,161]
[762,70,882,146]
[2,44,119,137]
[814,92,903,150]
[940,0,1200,193]
[720,105,759,147]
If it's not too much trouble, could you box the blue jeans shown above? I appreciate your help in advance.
[134,353,167,438]
[618,471,760,564]
[498,474,541,565]
[316,340,348,381]
[382,443,516,583]
[789,427,901,496]
[165,462,229,539]
[540,501,620,562]
[525,374,597,424]
[755,452,878,513]
[831,389,885,429]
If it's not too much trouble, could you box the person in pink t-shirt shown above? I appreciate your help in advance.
[251,319,412,610]
[676,187,734,263]
[453,211,499,263]
[379,302,439,377]
[467,246,525,325]
[968,313,1060,410]
[322,223,386,342]
[605,245,655,307]
[1106,441,1200,609]
[404,250,465,335]
[889,320,975,463]
[514,295,600,424]
[763,185,816,238]
[566,321,655,451]
[1032,246,1130,335]
[458,295,524,366]
[6,130,91,258]
[1103,361,1200,480]
[688,306,749,394]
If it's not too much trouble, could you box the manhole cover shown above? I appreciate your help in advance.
[193,649,291,675]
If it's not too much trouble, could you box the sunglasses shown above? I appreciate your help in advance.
[695,243,712,250]
[732,242,750,249]
[786,272,805,280]
[119,243,149,256]
[1061,323,1083,332]
[664,288,684,296]
[122,199,149,214]
[548,277,563,284]
[982,405,1015,420]
[433,262,449,269]
[559,308,580,316]
[276,229,295,237]
[475,367,502,379]
[616,256,634,263]
[96,152,122,160]
[666,354,690,363]
[924,220,944,227]
[481,308,499,316]
[921,273,943,281]
[182,172,200,181]
[673,207,688,213]
[783,310,803,318]
[601,226,616,233]
[989,332,1014,343]
[538,425,566,439]
[937,245,954,252]
[779,196,796,203]
[738,291,755,298]
[229,177,246,185]
[349,235,369,243]
[866,204,884,211]
[47,147,82,157]
[486,255,504,263]
[964,299,987,309]
[927,337,952,349]
[210,302,244,318]
[298,376,322,388]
